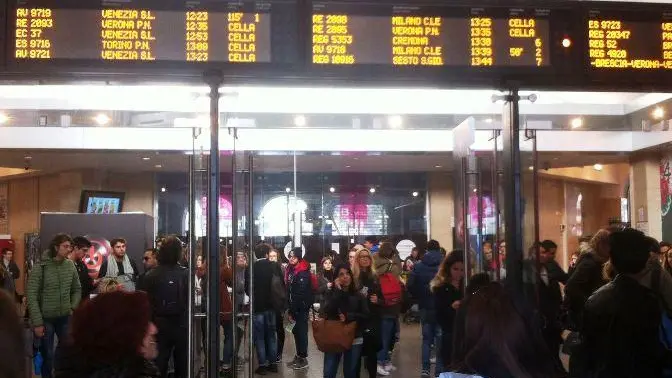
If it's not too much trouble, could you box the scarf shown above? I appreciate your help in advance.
[106,254,135,291]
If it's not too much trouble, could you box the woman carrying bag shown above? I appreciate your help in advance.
[318,265,370,378]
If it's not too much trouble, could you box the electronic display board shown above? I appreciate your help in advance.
[8,0,300,67]
[311,3,553,67]
[587,7,672,70]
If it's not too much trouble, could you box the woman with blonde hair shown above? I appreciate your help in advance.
[352,249,383,378]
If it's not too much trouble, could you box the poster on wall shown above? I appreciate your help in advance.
[0,183,7,234]
[660,156,672,242]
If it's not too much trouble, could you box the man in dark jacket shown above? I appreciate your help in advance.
[70,236,94,300]
[578,228,665,378]
[252,243,284,374]
[285,247,313,370]
[138,236,189,378]
[407,239,443,378]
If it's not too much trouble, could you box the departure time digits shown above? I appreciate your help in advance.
[15,8,54,59]
[588,19,672,69]
[186,11,209,62]
[312,14,355,64]
[470,17,493,66]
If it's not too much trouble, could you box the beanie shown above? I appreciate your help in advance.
[289,247,303,260]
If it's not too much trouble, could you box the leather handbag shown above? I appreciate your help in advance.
[312,317,357,353]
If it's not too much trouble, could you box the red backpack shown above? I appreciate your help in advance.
[379,272,402,307]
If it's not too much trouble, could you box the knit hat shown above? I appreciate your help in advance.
[288,247,303,260]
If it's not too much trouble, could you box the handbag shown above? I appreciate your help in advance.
[312,315,357,353]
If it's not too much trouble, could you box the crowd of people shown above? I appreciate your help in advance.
[1,229,672,378]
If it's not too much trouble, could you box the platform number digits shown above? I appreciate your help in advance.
[470,17,493,66]
[15,8,54,59]
[186,11,209,62]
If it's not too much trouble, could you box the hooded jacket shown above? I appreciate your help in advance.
[27,252,82,326]
[286,260,313,315]
[408,249,443,312]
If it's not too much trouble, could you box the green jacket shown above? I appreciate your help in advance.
[27,253,82,327]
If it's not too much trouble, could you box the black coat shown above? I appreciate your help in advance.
[320,288,369,338]
[563,253,607,329]
[74,260,94,300]
[578,275,664,378]
[56,345,160,378]
[253,258,284,313]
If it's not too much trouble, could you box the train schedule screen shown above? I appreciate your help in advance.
[311,13,551,66]
[587,17,672,69]
[13,7,272,62]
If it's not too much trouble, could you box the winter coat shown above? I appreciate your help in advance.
[286,260,314,315]
[316,269,336,305]
[408,250,443,312]
[320,288,369,338]
[563,252,607,329]
[26,253,81,326]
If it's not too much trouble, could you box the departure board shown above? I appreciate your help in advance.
[11,8,272,62]
[587,13,672,69]
[310,6,551,67]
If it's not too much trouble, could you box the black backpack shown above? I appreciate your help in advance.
[153,266,187,317]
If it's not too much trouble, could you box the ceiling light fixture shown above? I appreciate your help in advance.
[94,113,111,126]
[485,118,493,123]
[412,191,419,197]
[154,164,162,168]
[0,113,9,124]
[345,165,351,168]
[653,106,665,120]
[161,187,166,193]
[285,187,291,193]
[329,187,336,193]
[388,115,403,128]
[529,166,534,171]
[570,117,583,129]
[142,157,150,161]
[593,163,603,171]
[369,187,376,194]
[562,37,572,48]
[293,115,306,127]
[434,165,442,168]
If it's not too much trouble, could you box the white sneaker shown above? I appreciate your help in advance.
[385,363,397,372]
[377,365,390,376]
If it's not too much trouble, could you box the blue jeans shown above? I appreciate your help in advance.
[253,310,278,366]
[377,317,397,363]
[40,316,70,378]
[421,320,442,372]
[292,309,309,358]
[324,344,363,378]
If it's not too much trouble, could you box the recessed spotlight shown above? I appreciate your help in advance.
[653,106,665,120]
[142,157,150,161]
[472,188,478,193]
[154,164,162,168]
[593,163,603,171]
[434,165,442,168]
[285,187,291,193]
[529,166,534,171]
[0,113,9,124]
[329,187,336,193]
[570,117,583,129]
[369,187,376,194]
[161,187,166,193]
[293,115,306,127]
[388,115,403,128]
[94,113,111,126]
[345,165,351,168]
[412,191,419,197]
[562,37,572,48]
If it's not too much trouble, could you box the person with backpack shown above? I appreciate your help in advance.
[285,247,314,370]
[373,241,403,375]
[138,235,189,378]
[26,233,82,378]
[408,239,444,378]
[252,243,285,375]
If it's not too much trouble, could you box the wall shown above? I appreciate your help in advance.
[428,172,454,250]
[631,157,662,240]
[3,169,155,292]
